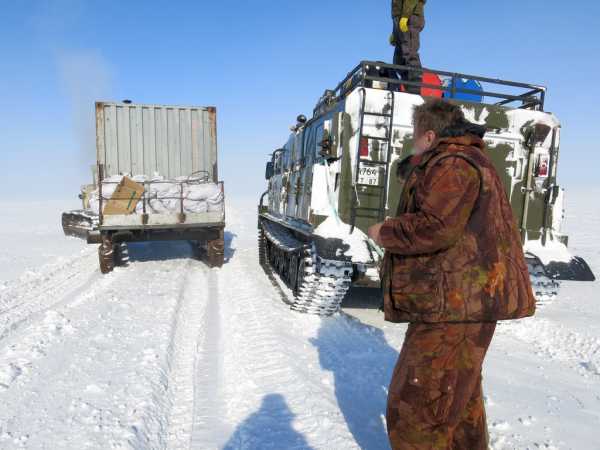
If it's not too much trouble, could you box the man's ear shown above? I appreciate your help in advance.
[427,130,437,146]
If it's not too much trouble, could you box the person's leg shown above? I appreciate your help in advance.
[386,322,496,450]
[387,323,456,449]
[450,323,496,450]
[406,15,424,69]
[404,15,425,94]
[393,18,407,68]
[450,375,489,450]
[393,15,424,93]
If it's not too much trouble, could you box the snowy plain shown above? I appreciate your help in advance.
[0,189,598,450]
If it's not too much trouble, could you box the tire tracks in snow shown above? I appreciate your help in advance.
[164,262,225,450]
[214,250,354,450]
[0,254,198,447]
[0,248,96,315]
[0,259,129,393]
[0,249,101,344]
[190,267,225,448]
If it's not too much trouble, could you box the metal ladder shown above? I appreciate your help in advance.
[350,90,395,230]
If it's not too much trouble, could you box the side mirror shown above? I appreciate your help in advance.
[265,161,274,180]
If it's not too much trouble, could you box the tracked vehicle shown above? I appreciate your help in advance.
[258,61,595,316]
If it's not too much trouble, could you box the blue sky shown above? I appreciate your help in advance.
[1,0,599,200]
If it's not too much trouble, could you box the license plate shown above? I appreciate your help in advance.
[358,164,381,186]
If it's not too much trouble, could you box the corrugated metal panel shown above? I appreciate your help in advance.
[96,102,218,181]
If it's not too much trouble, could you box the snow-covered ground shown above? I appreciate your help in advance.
[0,189,598,449]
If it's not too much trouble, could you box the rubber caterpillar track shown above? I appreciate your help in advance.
[527,258,560,305]
[258,220,352,316]
[259,219,560,314]
[61,210,98,239]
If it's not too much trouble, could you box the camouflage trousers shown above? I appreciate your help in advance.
[386,322,496,450]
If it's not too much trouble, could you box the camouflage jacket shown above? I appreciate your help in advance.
[391,0,426,18]
[380,134,536,323]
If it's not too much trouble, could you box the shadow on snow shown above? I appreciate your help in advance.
[222,393,314,450]
[311,290,399,450]
[125,231,237,264]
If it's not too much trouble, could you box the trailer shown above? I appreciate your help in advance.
[63,101,225,272]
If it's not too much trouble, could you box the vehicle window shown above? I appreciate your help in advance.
[315,124,324,157]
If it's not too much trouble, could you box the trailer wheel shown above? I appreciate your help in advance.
[114,242,130,267]
[206,230,225,268]
[99,235,115,274]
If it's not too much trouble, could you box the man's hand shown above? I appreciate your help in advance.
[399,17,409,33]
[368,222,385,246]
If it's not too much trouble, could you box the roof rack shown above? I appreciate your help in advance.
[313,61,546,117]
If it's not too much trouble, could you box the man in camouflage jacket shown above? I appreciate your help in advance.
[391,0,426,93]
[368,99,536,449]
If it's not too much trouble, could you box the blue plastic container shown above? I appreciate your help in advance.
[443,78,484,103]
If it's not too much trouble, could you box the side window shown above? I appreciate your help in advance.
[304,126,316,165]
[297,130,307,164]
[284,139,294,171]
[309,128,317,163]
[294,134,303,164]
[274,152,282,175]
[282,145,289,171]
[315,124,324,158]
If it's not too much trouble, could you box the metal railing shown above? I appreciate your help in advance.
[313,61,546,116]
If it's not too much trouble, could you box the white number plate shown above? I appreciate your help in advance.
[358,164,381,186]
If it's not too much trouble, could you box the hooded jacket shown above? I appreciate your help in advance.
[380,132,536,323]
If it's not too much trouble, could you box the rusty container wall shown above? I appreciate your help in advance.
[95,102,218,181]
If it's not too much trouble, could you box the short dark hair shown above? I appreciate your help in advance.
[412,99,464,137]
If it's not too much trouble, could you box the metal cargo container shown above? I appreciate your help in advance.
[95,101,218,181]
[62,101,226,273]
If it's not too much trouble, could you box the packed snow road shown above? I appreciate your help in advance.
[0,192,599,449]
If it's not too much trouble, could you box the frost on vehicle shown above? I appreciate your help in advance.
[62,101,226,271]
[258,61,595,315]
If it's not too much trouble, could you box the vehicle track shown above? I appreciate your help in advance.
[0,248,200,448]
[190,267,224,448]
[0,250,102,344]
[213,247,352,450]
[164,261,224,450]
[0,249,96,315]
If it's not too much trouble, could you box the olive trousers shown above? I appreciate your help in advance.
[393,14,425,93]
